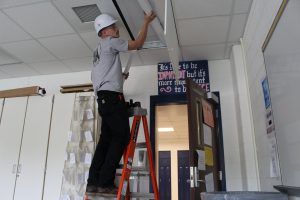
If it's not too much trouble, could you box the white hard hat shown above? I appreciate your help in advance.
[94,14,117,35]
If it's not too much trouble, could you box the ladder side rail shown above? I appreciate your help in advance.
[142,116,160,200]
[118,115,141,200]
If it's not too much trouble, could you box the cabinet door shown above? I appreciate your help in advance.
[0,97,28,199]
[43,93,75,200]
[0,98,3,123]
[14,96,53,200]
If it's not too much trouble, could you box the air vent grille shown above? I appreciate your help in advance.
[72,4,101,23]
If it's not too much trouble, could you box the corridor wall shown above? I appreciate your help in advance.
[0,61,244,191]
[242,0,284,190]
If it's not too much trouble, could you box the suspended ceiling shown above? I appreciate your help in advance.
[0,0,252,79]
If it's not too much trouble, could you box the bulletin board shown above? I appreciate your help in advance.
[263,0,300,187]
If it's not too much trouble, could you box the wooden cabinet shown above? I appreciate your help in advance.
[0,94,78,199]
[0,96,54,200]
[0,97,28,199]
[43,93,75,200]
[0,98,3,122]
[14,96,53,200]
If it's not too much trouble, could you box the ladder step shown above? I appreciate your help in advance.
[130,192,155,198]
[85,192,117,199]
[136,142,146,148]
[116,172,150,177]
[85,192,154,199]
[118,165,149,172]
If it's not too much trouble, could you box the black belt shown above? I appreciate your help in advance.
[97,90,124,101]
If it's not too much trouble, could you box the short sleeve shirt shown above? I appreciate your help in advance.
[91,36,128,93]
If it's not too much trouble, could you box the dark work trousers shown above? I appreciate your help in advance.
[87,90,130,187]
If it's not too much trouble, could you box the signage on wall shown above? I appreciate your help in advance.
[262,78,271,109]
[157,60,210,95]
[261,76,280,178]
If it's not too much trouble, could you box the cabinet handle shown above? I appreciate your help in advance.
[12,164,17,174]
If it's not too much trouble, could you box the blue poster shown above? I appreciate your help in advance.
[157,60,210,95]
[262,77,271,109]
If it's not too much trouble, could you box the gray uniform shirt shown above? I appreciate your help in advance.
[91,36,128,93]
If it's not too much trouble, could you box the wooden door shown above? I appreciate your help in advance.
[178,150,190,200]
[186,78,220,200]
[159,151,171,200]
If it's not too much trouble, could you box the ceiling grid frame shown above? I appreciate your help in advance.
[223,0,236,59]
[0,0,253,79]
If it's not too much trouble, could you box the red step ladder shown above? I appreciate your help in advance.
[85,104,159,200]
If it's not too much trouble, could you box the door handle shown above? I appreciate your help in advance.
[189,166,205,187]
[189,167,195,188]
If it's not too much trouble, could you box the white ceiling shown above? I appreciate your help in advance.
[0,0,252,79]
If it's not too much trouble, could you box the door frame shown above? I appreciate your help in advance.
[149,94,226,191]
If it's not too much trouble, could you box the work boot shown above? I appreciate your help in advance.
[108,185,119,193]
[86,185,97,193]
[97,186,118,194]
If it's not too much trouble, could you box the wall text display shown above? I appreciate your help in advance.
[158,60,210,95]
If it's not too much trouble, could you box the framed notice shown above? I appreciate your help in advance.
[202,99,214,127]
[157,60,210,95]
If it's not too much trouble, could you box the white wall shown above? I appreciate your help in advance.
[209,59,243,190]
[230,45,260,191]
[263,0,300,189]
[242,0,283,191]
[0,60,242,191]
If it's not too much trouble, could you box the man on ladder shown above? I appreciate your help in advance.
[86,11,156,195]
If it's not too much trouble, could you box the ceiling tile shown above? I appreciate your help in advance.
[173,0,233,19]
[120,51,143,67]
[28,61,72,75]
[234,0,252,14]
[0,70,11,79]
[177,16,230,46]
[228,14,248,42]
[80,31,99,50]
[0,11,32,43]
[0,48,19,65]
[39,34,92,60]
[0,0,46,9]
[62,57,93,72]
[0,63,38,77]
[1,40,56,63]
[139,48,169,65]
[3,2,75,38]
[182,44,226,60]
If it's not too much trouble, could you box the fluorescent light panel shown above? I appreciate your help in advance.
[158,127,174,132]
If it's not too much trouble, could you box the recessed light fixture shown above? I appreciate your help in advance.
[158,127,174,132]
